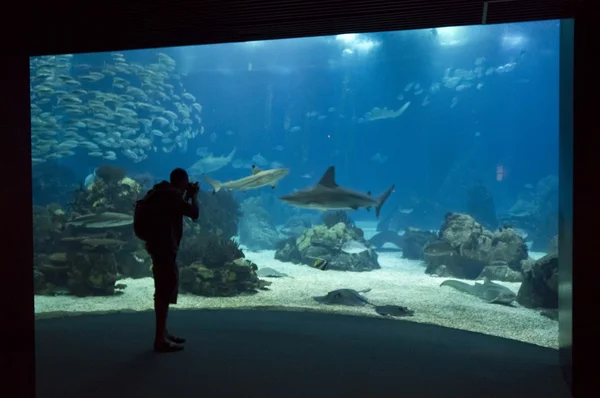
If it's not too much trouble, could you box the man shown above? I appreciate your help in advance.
[136,168,199,353]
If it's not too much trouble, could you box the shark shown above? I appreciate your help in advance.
[440,278,517,305]
[279,165,395,217]
[203,165,289,193]
[188,147,236,175]
[66,212,133,229]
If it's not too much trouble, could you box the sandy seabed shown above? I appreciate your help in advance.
[34,223,558,349]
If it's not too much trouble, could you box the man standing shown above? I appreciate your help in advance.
[134,168,199,352]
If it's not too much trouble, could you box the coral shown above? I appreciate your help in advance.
[197,189,241,239]
[322,210,353,228]
[180,258,268,297]
[275,222,379,272]
[179,233,244,269]
[95,165,126,185]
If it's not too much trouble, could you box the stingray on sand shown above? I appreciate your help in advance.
[313,288,414,317]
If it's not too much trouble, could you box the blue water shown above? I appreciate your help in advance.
[29,21,563,348]
[31,20,559,223]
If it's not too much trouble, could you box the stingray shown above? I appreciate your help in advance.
[256,267,289,278]
[440,277,517,305]
[313,288,372,306]
[374,305,414,317]
[313,288,415,318]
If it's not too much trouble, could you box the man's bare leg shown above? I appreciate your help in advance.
[154,299,183,352]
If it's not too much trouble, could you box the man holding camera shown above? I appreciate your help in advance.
[136,167,199,353]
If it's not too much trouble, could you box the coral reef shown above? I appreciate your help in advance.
[179,257,270,297]
[275,222,379,272]
[176,192,270,297]
[195,189,240,239]
[33,169,152,297]
[178,233,270,297]
[423,213,528,281]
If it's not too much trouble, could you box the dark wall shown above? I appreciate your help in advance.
[5,1,585,396]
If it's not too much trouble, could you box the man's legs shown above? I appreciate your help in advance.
[150,249,184,352]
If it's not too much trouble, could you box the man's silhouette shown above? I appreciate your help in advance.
[137,168,199,352]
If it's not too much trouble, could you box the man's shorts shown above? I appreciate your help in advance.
[147,246,179,305]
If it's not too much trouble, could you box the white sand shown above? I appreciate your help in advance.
[34,222,558,349]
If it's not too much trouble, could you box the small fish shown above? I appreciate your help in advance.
[341,240,368,254]
[398,208,413,214]
[312,258,329,271]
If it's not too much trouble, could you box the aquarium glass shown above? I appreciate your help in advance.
[31,20,562,349]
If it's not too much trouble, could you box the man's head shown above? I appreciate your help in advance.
[170,168,190,193]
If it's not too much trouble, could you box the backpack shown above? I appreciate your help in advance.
[133,190,160,242]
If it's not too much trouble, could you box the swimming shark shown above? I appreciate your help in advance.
[66,212,133,229]
[279,166,395,217]
[203,165,289,193]
[440,278,517,305]
[188,147,236,175]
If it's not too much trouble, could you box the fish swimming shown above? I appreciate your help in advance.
[440,278,517,305]
[188,147,236,175]
[306,256,329,270]
[341,240,369,254]
[203,165,289,193]
[279,166,394,217]
[66,212,133,229]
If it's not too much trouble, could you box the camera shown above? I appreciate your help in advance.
[187,181,200,194]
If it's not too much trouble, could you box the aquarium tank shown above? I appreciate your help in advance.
[30,20,561,349]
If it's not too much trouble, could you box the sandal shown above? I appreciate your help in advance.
[154,341,184,353]
[167,335,186,344]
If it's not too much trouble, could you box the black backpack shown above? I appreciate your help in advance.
[133,190,160,242]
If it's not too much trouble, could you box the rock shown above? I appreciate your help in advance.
[65,252,118,297]
[540,309,558,321]
[477,263,523,282]
[179,258,264,297]
[274,237,302,263]
[423,240,461,276]
[434,213,528,279]
[548,235,558,255]
[517,254,558,309]
[115,250,151,279]
[489,228,529,270]
[280,216,312,237]
[275,222,380,272]
[402,228,437,260]
[238,198,284,250]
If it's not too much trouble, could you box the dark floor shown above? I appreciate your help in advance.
[36,309,570,398]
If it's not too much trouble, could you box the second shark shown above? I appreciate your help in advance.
[279,165,395,217]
